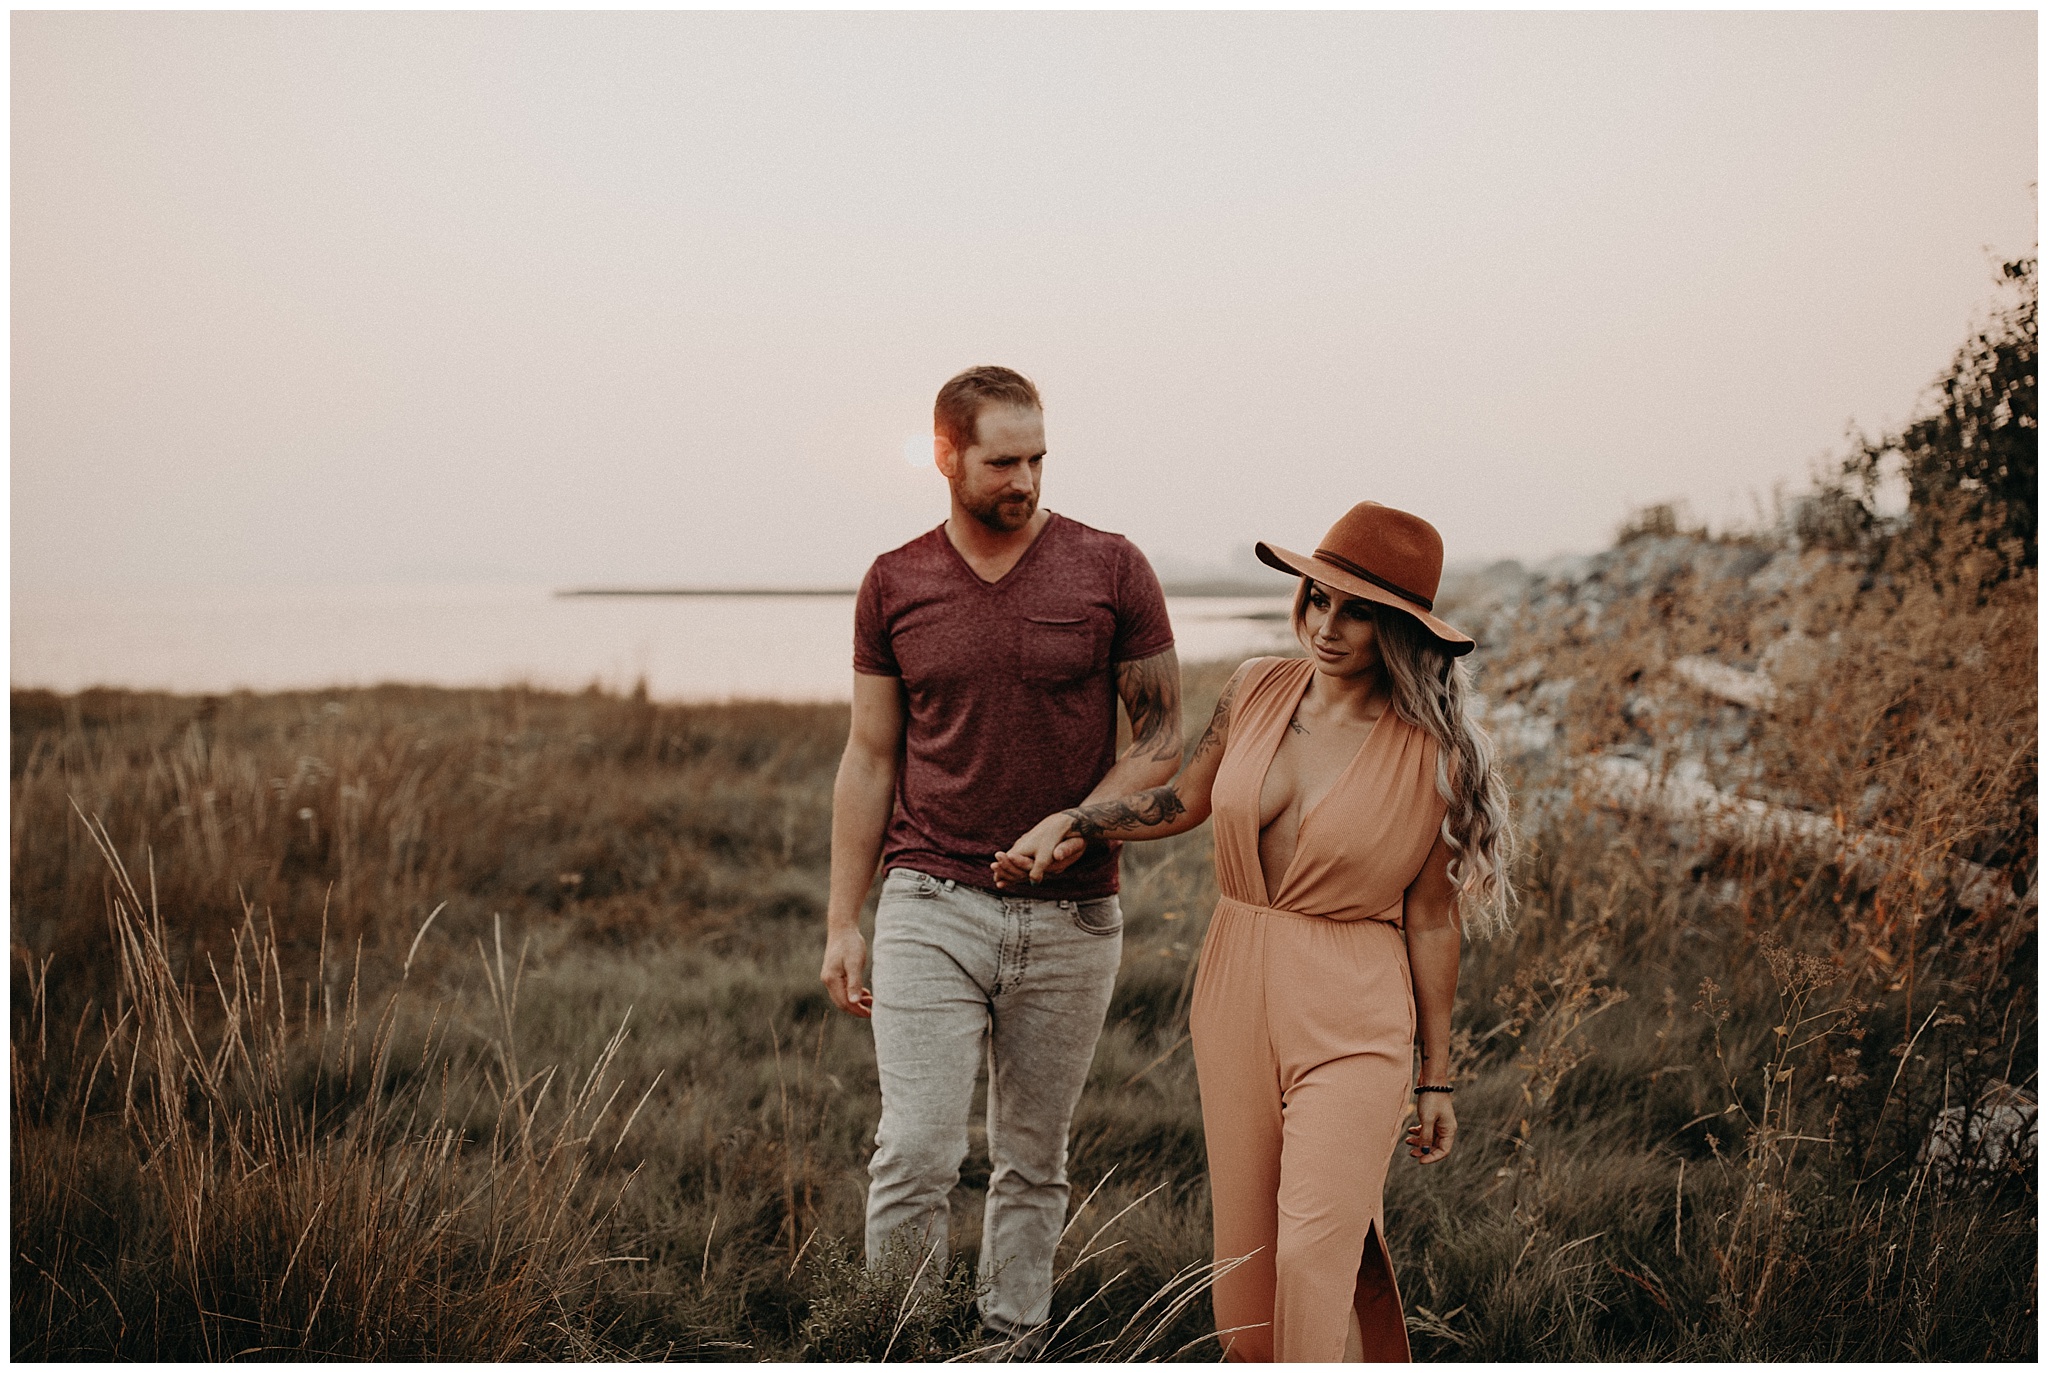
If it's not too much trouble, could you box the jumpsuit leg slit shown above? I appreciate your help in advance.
[1353,1222,1410,1361]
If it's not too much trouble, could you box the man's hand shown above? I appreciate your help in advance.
[1405,1093,1457,1164]
[823,674,902,1020]
[821,927,873,1018]
[992,813,1090,888]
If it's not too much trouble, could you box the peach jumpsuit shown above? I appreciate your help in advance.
[1190,657,1446,1362]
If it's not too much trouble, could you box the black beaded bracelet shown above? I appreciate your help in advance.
[1415,1084,1455,1095]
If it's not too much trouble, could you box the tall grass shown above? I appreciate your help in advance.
[14,810,646,1358]
[12,500,2036,1359]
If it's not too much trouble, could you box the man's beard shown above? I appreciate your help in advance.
[957,485,1037,534]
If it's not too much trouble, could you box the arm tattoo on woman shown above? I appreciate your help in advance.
[1064,786,1188,840]
[1115,650,1184,764]
[1187,665,1247,765]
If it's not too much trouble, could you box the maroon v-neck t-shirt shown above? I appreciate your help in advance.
[853,512,1175,901]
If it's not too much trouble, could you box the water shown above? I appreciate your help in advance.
[12,585,1297,702]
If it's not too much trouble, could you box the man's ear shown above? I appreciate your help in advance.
[933,435,960,480]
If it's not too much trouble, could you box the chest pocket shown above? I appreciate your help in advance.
[1020,614,1110,686]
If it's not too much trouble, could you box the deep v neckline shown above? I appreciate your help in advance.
[1253,661,1392,906]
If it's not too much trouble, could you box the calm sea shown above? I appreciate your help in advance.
[11,586,1296,702]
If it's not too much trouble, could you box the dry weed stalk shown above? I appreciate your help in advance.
[1490,896,1629,1190]
[1694,936,1868,1321]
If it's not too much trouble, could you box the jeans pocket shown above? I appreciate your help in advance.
[1071,897,1123,936]
[884,868,937,899]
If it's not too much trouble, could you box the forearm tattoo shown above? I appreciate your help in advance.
[1068,659,1248,840]
[1116,649,1184,764]
[1186,664,1245,766]
[1064,786,1188,840]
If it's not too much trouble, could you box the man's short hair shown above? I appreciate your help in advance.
[935,366,1042,455]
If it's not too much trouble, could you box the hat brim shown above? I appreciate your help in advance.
[1255,541,1476,656]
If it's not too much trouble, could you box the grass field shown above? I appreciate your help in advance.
[11,500,2037,1360]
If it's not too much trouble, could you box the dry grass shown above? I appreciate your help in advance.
[13,811,645,1358]
[12,503,2036,1359]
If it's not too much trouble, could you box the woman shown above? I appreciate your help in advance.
[993,501,1513,1362]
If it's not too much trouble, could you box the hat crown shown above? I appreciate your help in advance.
[1315,501,1444,607]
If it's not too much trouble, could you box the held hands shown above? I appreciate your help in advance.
[1405,1091,1457,1165]
[991,813,1090,888]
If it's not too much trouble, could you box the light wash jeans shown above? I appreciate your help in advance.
[865,866,1124,1335]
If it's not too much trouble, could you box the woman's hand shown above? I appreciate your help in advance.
[1405,1092,1457,1164]
[991,813,1088,888]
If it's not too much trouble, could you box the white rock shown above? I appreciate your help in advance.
[1920,1088,2038,1185]
[1578,754,2017,912]
[1529,677,1578,713]
[1747,548,1829,598]
[1484,702,1560,758]
[1671,655,1778,710]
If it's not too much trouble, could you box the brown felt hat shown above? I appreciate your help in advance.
[1256,501,1475,656]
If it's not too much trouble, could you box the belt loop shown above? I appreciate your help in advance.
[942,877,956,891]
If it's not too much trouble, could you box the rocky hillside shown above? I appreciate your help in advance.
[1446,516,2035,920]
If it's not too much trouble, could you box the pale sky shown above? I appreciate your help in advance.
[12,11,2038,592]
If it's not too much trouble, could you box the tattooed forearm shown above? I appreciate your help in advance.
[1116,648,1184,764]
[1064,786,1188,840]
[1187,662,1248,765]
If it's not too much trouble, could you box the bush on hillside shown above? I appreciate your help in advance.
[1844,253,2037,573]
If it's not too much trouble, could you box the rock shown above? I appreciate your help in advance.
[1488,657,1548,696]
[1920,1086,2038,1186]
[1528,678,1577,714]
[1671,656,1778,710]
[1760,632,1825,687]
[1481,702,1560,759]
[1577,754,2019,913]
[1747,547,1835,599]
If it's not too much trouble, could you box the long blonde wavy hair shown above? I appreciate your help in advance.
[1292,578,1517,938]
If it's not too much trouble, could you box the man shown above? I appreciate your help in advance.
[820,365,1182,1347]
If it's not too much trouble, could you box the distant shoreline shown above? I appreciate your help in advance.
[14,585,1296,697]
[557,581,1284,599]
